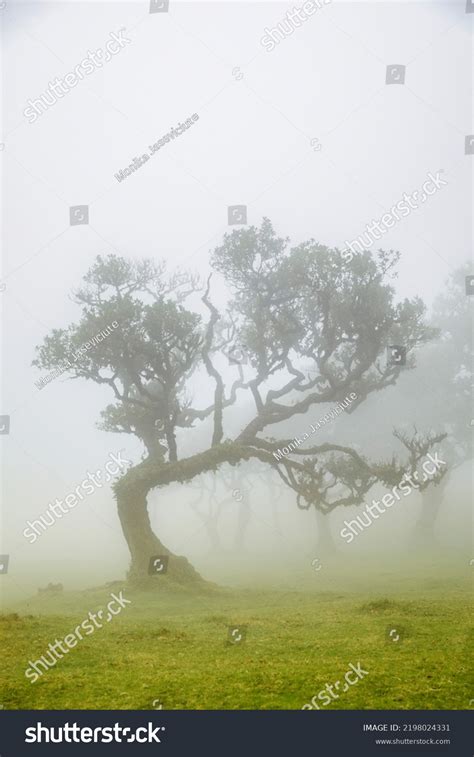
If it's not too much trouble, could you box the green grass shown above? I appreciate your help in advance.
[1,562,472,710]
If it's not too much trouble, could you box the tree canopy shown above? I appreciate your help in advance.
[34,220,444,579]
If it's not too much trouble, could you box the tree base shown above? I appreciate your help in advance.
[127,551,211,585]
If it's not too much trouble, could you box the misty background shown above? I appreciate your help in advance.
[1,0,472,599]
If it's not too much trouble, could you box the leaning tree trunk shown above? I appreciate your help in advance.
[117,488,204,586]
[113,443,260,586]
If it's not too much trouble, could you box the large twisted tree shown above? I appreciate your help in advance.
[34,219,442,585]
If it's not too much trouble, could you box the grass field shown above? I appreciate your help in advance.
[1,557,472,710]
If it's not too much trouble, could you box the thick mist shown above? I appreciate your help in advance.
[1,0,472,604]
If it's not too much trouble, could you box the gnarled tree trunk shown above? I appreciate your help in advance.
[116,488,204,585]
[114,443,261,586]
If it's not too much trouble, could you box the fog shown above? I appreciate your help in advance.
[1,0,472,602]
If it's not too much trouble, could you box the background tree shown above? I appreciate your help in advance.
[186,461,284,554]
[313,262,471,552]
[394,263,472,548]
[34,220,443,586]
